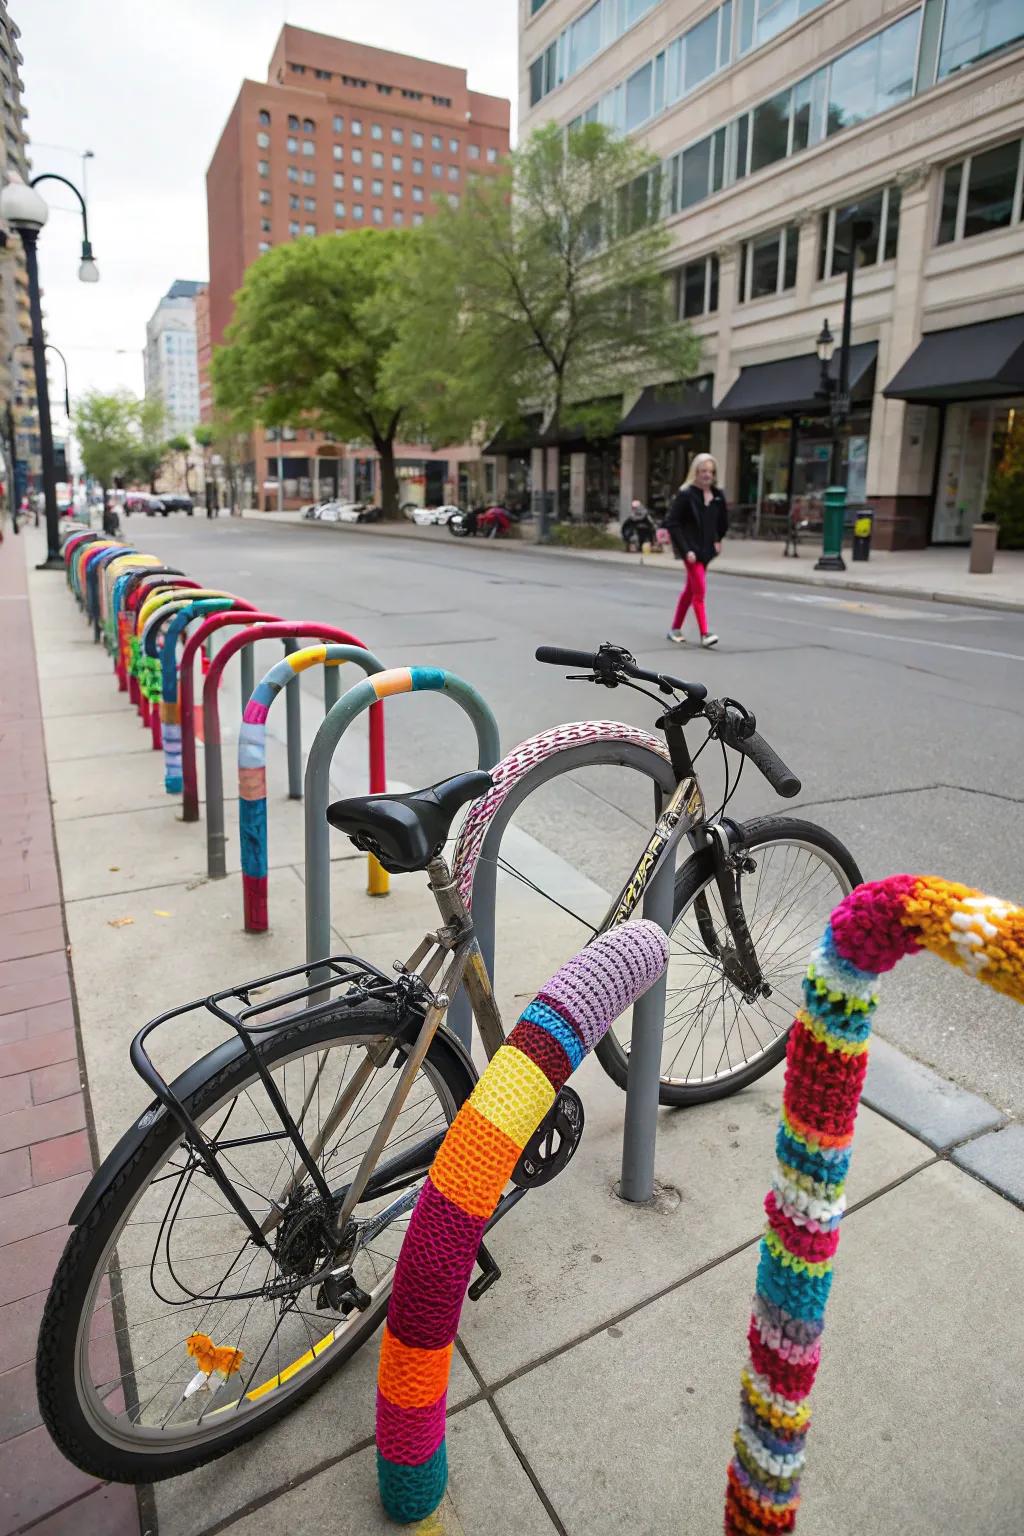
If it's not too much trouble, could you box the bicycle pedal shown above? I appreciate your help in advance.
[468,1241,501,1302]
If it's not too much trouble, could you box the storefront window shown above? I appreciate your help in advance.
[505,452,531,513]
[646,428,712,512]
[584,443,621,520]
[738,411,871,526]
[934,399,1024,542]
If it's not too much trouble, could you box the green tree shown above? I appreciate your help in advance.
[385,122,700,514]
[985,413,1024,549]
[74,390,136,508]
[123,397,169,492]
[212,231,410,515]
[166,433,194,493]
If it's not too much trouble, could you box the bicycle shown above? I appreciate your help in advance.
[37,642,861,1482]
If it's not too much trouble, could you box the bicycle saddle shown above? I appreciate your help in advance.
[326,770,493,873]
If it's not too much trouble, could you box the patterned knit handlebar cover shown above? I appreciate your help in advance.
[726,874,1024,1536]
[375,919,670,1523]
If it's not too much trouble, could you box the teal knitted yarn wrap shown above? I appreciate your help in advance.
[376,1442,448,1524]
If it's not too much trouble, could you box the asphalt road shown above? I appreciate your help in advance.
[128,513,1024,1114]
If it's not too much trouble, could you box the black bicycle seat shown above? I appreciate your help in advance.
[326,770,493,873]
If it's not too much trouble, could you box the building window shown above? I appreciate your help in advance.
[304,223,316,235]
[352,119,363,135]
[289,193,300,210]
[736,0,827,57]
[333,172,344,189]
[333,114,344,131]
[335,200,345,217]
[469,144,480,159]
[411,130,423,148]
[933,0,1024,83]
[392,182,403,198]
[412,157,424,173]
[258,159,270,176]
[372,207,384,224]
[316,68,331,80]
[371,123,383,139]
[371,178,383,195]
[302,170,315,184]
[448,165,459,181]
[289,221,300,236]
[818,185,901,278]
[259,188,272,204]
[378,83,393,95]
[259,240,271,253]
[371,150,384,168]
[432,163,442,178]
[391,127,403,144]
[304,196,316,211]
[740,224,798,300]
[431,133,442,150]
[261,217,271,233]
[259,109,271,126]
[303,117,315,132]
[286,166,298,182]
[937,136,1023,243]
[827,15,918,137]
[412,211,424,226]
[392,154,402,171]
[302,140,315,156]
[291,63,305,75]
[352,146,363,164]
[487,147,498,164]
[449,137,459,153]
[352,175,364,192]
[393,209,405,224]
[412,186,424,203]
[333,144,344,160]
[353,203,364,219]
[256,131,270,148]
[676,253,720,318]
[448,193,460,208]
[288,114,299,130]
[287,136,298,153]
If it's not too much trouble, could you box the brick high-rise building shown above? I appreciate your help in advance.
[206,26,510,510]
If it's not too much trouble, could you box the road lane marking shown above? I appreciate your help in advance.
[758,612,1024,661]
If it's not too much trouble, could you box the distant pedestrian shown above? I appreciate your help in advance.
[665,452,728,648]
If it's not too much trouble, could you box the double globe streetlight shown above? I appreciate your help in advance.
[0,171,98,567]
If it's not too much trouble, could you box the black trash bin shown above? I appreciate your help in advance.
[852,509,873,562]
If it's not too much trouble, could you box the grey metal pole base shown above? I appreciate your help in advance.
[618,848,675,1203]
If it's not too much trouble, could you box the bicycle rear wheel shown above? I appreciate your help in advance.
[594,817,862,1105]
[37,999,472,1483]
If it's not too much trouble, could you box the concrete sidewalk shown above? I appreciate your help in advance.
[8,528,1024,1536]
[253,508,1024,612]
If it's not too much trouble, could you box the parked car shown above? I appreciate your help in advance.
[158,493,194,515]
[410,504,460,526]
[318,501,382,523]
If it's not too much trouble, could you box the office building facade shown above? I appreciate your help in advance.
[206,26,510,509]
[517,0,1024,546]
[0,2,40,505]
[143,279,203,437]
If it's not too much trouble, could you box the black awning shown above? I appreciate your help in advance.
[615,376,714,435]
[715,343,877,421]
[483,415,543,455]
[883,314,1024,402]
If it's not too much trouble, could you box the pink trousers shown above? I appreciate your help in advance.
[671,560,708,635]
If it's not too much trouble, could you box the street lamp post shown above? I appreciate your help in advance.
[813,215,873,573]
[0,171,98,568]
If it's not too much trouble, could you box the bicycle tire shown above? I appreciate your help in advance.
[594,816,863,1105]
[37,998,473,1484]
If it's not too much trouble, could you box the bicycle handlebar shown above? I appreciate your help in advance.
[535,644,708,702]
[536,643,800,798]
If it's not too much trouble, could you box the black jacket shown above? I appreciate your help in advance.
[665,484,729,566]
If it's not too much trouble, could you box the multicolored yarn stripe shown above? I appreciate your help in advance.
[237,643,377,931]
[376,919,670,1523]
[158,599,236,793]
[726,874,1024,1535]
[451,721,670,906]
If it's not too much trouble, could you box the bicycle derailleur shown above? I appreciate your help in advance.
[270,1188,372,1317]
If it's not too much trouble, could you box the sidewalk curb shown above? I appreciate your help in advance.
[279,514,1024,614]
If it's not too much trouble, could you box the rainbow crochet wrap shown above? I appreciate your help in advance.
[726,874,1024,1535]
[375,919,670,1523]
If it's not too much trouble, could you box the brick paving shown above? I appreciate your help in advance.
[0,538,140,1536]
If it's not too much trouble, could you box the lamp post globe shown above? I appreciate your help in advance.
[0,173,49,231]
[815,319,835,365]
[78,254,99,283]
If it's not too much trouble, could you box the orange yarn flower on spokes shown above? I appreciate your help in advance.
[186,1332,244,1378]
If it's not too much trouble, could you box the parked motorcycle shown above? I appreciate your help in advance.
[448,504,513,539]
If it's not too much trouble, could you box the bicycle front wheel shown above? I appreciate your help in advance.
[594,817,862,1105]
[37,999,472,1484]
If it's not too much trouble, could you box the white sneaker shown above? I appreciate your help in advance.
[666,630,686,644]
[701,633,719,648]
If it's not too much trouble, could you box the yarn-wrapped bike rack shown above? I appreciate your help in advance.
[369,873,1022,1528]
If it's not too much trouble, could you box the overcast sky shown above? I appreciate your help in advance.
[17,0,518,420]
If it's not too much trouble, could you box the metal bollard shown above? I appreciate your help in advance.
[618,845,675,1203]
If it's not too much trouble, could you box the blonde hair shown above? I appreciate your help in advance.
[683,452,717,489]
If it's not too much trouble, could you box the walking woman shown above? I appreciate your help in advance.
[665,452,729,648]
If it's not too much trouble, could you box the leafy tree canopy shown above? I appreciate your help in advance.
[73,390,137,489]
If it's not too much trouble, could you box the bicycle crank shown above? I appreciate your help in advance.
[510,1086,584,1189]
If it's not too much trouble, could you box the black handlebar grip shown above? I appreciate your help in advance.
[741,731,801,799]
[535,646,600,670]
